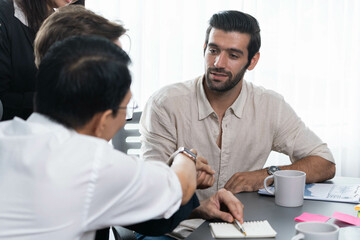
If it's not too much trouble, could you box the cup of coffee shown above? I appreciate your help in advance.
[263,170,306,207]
[291,222,339,240]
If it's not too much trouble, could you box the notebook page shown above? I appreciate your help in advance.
[209,220,277,238]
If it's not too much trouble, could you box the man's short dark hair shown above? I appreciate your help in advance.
[34,5,127,67]
[35,35,131,129]
[204,10,261,66]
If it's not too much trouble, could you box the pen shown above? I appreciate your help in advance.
[234,219,247,236]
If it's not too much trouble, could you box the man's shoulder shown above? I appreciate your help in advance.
[245,80,285,103]
[0,119,14,135]
[149,77,200,104]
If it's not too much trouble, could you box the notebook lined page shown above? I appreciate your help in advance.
[209,220,277,238]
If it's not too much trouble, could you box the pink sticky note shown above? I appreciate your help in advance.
[332,211,360,226]
[294,212,330,222]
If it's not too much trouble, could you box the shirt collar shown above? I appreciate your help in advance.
[197,76,215,120]
[13,1,29,27]
[196,76,248,120]
[26,113,76,136]
[229,79,248,119]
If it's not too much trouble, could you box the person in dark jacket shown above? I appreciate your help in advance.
[0,0,84,121]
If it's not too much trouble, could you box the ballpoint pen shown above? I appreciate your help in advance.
[234,219,247,236]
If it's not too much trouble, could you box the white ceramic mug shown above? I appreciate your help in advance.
[291,222,339,240]
[263,170,306,207]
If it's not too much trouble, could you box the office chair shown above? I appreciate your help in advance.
[112,226,137,240]
[94,226,135,240]
[110,111,142,240]
[111,111,142,156]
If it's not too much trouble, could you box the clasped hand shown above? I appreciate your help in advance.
[194,153,215,189]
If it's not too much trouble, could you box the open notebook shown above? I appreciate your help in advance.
[209,220,277,238]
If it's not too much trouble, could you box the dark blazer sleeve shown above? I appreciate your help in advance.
[125,194,200,236]
[0,0,36,121]
[0,7,12,107]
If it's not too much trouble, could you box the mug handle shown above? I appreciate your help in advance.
[291,233,305,240]
[264,175,275,194]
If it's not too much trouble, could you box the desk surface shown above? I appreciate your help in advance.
[186,177,360,240]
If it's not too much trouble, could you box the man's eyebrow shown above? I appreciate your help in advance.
[208,43,219,48]
[228,48,244,56]
[208,43,244,56]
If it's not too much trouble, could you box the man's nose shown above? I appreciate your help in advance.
[214,52,227,68]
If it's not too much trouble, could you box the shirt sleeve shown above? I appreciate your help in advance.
[272,98,335,163]
[83,145,183,231]
[125,194,200,236]
[0,10,35,120]
[139,95,178,163]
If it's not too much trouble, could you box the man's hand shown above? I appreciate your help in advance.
[190,188,244,223]
[225,156,336,194]
[196,156,215,189]
[189,149,215,189]
[224,169,268,193]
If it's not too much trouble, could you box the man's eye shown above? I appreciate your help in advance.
[230,54,239,59]
[209,48,218,54]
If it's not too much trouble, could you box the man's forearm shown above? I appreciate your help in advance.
[280,156,335,183]
[224,156,335,193]
[171,154,197,205]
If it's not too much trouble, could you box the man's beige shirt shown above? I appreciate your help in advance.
[140,76,335,201]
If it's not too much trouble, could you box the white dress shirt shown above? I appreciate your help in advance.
[0,113,182,240]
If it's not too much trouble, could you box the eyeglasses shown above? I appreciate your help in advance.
[118,34,132,55]
[68,0,79,4]
[118,99,138,121]
[67,0,78,5]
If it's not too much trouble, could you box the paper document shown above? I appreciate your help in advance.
[209,220,276,238]
[258,183,360,203]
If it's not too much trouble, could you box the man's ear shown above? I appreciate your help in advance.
[94,109,113,138]
[247,52,260,71]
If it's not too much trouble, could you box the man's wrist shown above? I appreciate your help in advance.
[168,147,197,166]
[266,166,281,175]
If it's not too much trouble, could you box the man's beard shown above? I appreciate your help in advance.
[205,66,247,92]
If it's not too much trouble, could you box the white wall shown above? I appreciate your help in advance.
[86,0,360,177]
